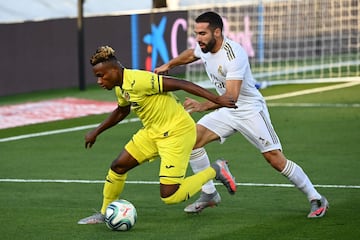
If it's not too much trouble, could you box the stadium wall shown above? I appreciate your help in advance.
[1,0,358,97]
[0,11,188,97]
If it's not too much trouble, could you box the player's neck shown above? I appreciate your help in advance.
[117,67,124,88]
[211,36,224,53]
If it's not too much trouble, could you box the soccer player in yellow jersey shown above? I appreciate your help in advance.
[78,46,237,224]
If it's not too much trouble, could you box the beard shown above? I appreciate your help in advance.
[199,37,216,53]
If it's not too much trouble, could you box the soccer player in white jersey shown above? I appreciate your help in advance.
[154,11,329,218]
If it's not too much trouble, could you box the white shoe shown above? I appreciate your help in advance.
[184,191,221,213]
[307,196,329,218]
[77,212,104,224]
[211,159,237,194]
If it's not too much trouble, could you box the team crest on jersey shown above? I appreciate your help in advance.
[218,65,226,77]
[259,137,271,147]
[123,91,130,101]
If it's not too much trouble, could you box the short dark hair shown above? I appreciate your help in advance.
[195,11,223,31]
[90,46,117,66]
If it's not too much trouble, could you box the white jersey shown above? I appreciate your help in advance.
[194,37,265,119]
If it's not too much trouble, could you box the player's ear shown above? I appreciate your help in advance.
[214,28,222,37]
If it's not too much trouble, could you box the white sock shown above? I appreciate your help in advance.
[281,159,322,201]
[190,148,217,194]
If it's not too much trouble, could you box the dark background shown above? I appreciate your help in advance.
[0,11,188,96]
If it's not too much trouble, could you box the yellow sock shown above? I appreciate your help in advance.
[100,169,127,214]
[162,167,216,204]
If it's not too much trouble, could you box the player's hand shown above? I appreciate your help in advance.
[85,130,97,148]
[154,64,169,75]
[216,95,237,109]
[183,97,203,113]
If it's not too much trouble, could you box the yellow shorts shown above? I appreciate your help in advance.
[125,124,196,185]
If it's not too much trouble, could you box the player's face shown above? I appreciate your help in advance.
[92,62,120,90]
[194,22,217,53]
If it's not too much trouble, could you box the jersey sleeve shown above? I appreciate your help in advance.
[144,72,164,95]
[226,47,248,81]
[131,70,164,95]
[115,70,164,107]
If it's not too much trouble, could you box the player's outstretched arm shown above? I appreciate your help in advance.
[182,97,217,113]
[85,105,131,148]
[162,76,237,109]
[154,49,199,74]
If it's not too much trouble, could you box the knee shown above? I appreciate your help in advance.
[110,160,129,174]
[110,150,139,174]
[263,150,287,171]
[160,184,181,204]
[161,192,186,205]
[161,194,178,204]
[194,125,218,149]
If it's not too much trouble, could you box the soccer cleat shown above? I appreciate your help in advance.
[211,159,237,194]
[77,212,105,224]
[307,196,329,218]
[184,191,221,213]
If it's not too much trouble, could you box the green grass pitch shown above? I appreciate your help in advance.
[0,83,359,239]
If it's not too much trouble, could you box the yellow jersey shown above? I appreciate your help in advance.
[115,69,194,138]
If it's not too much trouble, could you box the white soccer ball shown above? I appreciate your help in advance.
[105,199,137,231]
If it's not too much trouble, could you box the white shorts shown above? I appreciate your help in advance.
[197,105,282,153]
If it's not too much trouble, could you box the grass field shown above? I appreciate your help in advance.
[1,82,360,240]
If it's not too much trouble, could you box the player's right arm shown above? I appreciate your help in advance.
[162,76,236,109]
[154,49,199,74]
[85,105,131,148]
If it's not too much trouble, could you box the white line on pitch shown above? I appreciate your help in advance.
[0,118,140,142]
[0,178,359,189]
[265,81,360,100]
[1,81,359,143]
[267,103,360,107]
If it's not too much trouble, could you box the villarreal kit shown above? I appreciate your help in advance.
[115,69,196,185]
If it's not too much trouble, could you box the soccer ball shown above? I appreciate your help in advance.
[104,199,137,231]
